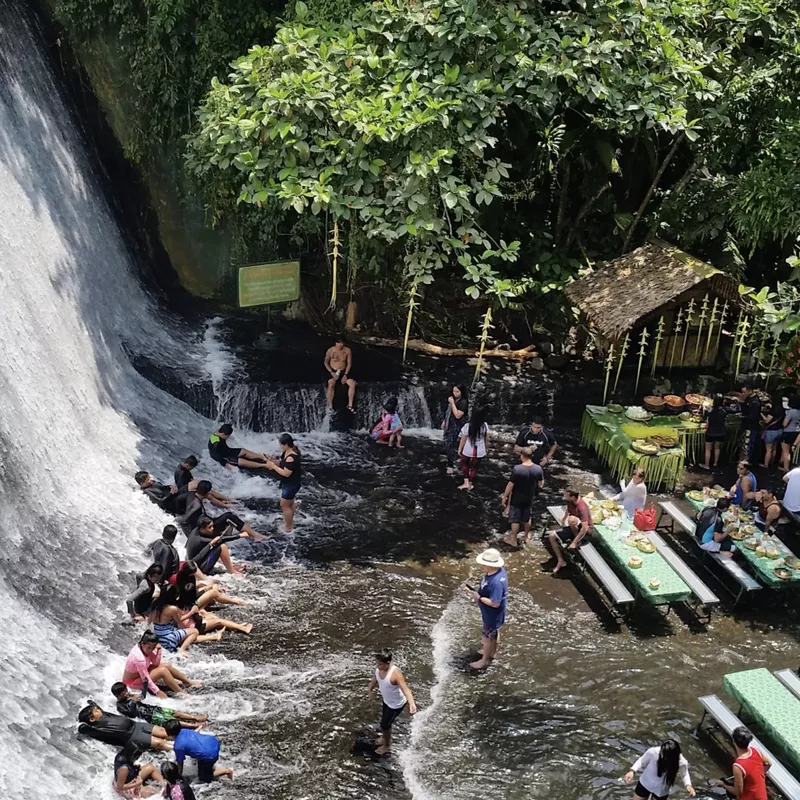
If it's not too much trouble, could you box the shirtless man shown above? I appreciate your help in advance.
[324,336,356,411]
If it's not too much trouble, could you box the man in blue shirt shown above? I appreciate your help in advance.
[464,548,508,670]
[163,719,232,783]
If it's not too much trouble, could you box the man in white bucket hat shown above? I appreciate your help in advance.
[464,548,508,670]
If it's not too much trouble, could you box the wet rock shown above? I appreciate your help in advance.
[538,341,553,356]
[545,354,570,370]
[529,357,545,371]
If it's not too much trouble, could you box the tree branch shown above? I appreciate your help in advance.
[621,133,684,255]
[566,182,611,248]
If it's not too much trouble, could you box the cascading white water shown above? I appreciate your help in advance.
[0,3,212,796]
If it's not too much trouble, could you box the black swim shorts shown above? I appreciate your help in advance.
[380,702,406,731]
[127,721,154,749]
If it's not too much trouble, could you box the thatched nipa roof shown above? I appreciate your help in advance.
[564,240,739,340]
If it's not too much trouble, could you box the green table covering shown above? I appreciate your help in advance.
[581,406,686,490]
[724,668,800,769]
[592,513,692,605]
[685,494,800,587]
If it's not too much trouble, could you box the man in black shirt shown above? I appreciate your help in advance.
[208,424,270,470]
[182,480,256,538]
[186,516,249,575]
[112,683,207,729]
[514,417,558,467]
[174,455,198,492]
[501,447,544,546]
[135,471,182,513]
[737,384,762,461]
[77,702,171,751]
[150,524,180,580]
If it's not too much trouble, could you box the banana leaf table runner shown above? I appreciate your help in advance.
[592,516,692,605]
[684,494,800,587]
[723,668,800,770]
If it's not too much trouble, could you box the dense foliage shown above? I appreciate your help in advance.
[55,0,800,342]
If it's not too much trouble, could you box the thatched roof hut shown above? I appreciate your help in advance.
[566,240,739,343]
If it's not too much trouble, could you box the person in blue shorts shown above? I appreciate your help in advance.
[464,548,508,670]
[163,719,233,783]
[265,433,302,533]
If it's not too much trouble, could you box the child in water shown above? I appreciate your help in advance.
[371,398,404,448]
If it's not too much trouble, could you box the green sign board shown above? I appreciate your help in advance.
[238,261,301,307]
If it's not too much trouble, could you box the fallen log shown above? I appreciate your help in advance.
[356,336,539,359]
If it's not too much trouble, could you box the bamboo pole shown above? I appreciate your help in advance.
[729,309,744,374]
[765,338,779,389]
[651,316,665,377]
[327,220,340,311]
[669,308,684,374]
[703,297,719,362]
[635,327,649,395]
[716,300,729,356]
[613,332,630,395]
[680,298,696,366]
[472,306,493,387]
[734,316,751,381]
[603,343,615,405]
[694,294,709,360]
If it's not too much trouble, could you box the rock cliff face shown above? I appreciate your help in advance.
[49,13,234,299]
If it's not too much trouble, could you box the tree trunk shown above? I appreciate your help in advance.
[566,182,610,248]
[355,335,539,359]
[621,133,684,255]
[555,160,571,243]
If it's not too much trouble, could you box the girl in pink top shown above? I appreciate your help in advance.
[122,631,201,696]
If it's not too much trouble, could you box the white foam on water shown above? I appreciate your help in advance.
[397,595,462,800]
[202,317,241,397]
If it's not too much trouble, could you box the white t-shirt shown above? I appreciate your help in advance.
[784,467,800,512]
[615,479,648,519]
[460,423,489,458]
[632,746,692,796]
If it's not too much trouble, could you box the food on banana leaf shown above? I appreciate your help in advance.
[622,423,680,440]
[637,540,656,553]
[604,516,622,529]
[685,393,712,407]
[664,394,685,407]
[648,435,678,448]
[687,490,705,502]
[774,567,792,581]
[625,406,651,420]
[709,488,727,499]
[744,537,758,550]
[607,403,624,413]
[628,556,643,568]
[590,507,605,524]
[679,411,692,421]
[785,556,800,571]
[601,500,618,510]
[631,439,659,454]
[756,545,767,557]
[649,577,661,589]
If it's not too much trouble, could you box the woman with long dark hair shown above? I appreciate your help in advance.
[457,406,490,491]
[442,385,469,473]
[624,739,695,799]
[780,394,800,471]
[161,760,196,800]
[122,630,200,697]
[266,433,302,533]
[148,585,223,654]
[175,566,253,637]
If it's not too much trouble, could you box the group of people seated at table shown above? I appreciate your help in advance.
[694,460,785,556]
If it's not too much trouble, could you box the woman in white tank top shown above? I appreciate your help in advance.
[368,651,417,755]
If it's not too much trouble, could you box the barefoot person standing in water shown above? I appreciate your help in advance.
[465,548,508,670]
[324,335,357,412]
[368,650,417,756]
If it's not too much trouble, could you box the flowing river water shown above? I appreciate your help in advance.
[2,2,800,799]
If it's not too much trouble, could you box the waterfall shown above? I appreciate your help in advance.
[0,2,207,796]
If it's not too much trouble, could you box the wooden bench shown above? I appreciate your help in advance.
[657,501,761,605]
[776,669,800,702]
[546,506,634,618]
[697,694,800,800]
[646,530,720,622]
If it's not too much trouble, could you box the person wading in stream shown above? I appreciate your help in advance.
[464,548,508,670]
[367,650,417,756]
[264,433,302,533]
[501,447,543,548]
[324,335,357,412]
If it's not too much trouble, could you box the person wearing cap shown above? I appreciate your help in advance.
[367,650,417,756]
[464,549,508,670]
[208,424,270,471]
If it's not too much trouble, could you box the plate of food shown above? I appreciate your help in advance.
[664,394,686,409]
[785,556,800,571]
[710,488,727,499]
[679,411,692,421]
[685,393,712,407]
[740,524,757,535]
[607,403,624,413]
[687,490,705,502]
[605,516,622,530]
[632,439,659,454]
[628,555,643,568]
[601,500,619,510]
[729,529,746,541]
[648,435,678,448]
[739,511,754,522]
[637,540,656,554]
[744,537,759,550]
[774,567,793,581]
[625,406,652,421]
[756,545,768,557]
